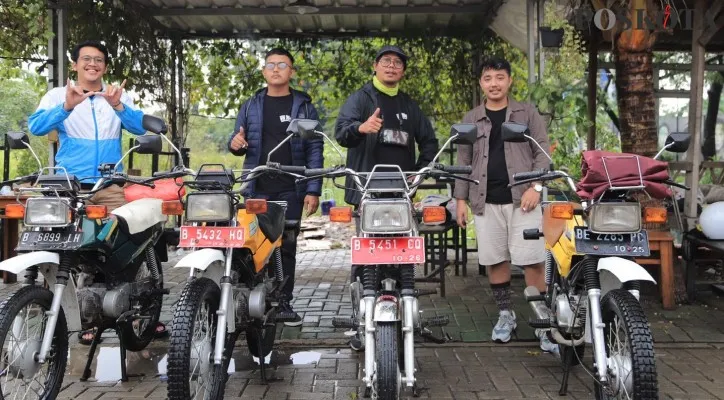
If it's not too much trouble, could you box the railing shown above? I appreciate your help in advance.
[668,161,724,185]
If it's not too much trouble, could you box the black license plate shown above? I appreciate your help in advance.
[17,231,83,250]
[574,227,650,257]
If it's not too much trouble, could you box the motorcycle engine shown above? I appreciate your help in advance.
[555,293,586,331]
[77,285,107,326]
[76,283,132,324]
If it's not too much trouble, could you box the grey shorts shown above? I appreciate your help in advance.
[473,203,545,266]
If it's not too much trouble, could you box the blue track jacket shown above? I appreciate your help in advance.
[28,84,146,182]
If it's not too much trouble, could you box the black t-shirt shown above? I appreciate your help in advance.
[375,92,414,172]
[256,94,295,193]
[485,107,512,204]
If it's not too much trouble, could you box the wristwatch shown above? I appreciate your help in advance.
[532,183,543,193]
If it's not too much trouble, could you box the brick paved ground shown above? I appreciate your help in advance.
[58,343,724,399]
[2,249,724,398]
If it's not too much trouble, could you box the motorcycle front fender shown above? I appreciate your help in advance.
[373,298,400,322]
[173,248,226,283]
[598,256,656,299]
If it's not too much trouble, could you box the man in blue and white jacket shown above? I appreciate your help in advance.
[28,40,146,186]
[27,40,163,344]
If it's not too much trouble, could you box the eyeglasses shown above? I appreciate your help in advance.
[378,57,404,69]
[79,56,106,65]
[264,62,291,70]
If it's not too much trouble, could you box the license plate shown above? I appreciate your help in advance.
[179,226,246,248]
[574,227,650,257]
[350,237,425,265]
[18,231,83,250]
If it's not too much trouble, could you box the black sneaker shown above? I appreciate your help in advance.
[278,300,302,327]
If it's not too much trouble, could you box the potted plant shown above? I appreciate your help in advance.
[539,26,565,48]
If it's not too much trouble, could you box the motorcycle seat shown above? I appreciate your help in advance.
[256,202,285,242]
[111,198,166,235]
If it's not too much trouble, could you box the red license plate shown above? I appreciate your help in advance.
[350,237,425,265]
[179,226,246,248]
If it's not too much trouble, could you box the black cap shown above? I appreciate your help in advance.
[375,45,408,68]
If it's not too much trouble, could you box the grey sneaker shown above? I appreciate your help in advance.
[491,310,517,343]
[536,329,560,356]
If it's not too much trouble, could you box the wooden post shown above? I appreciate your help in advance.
[685,0,706,232]
[587,38,598,150]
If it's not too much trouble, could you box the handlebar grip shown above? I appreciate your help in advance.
[439,165,473,175]
[665,179,690,190]
[513,169,548,182]
[280,165,307,174]
[304,168,336,177]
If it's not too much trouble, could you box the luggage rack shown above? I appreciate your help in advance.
[597,155,648,202]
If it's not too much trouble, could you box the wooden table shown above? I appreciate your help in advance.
[0,195,31,283]
[634,230,675,309]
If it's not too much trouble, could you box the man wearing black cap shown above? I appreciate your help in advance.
[335,45,439,206]
[335,45,439,350]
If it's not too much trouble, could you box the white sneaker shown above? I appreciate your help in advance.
[536,329,561,356]
[491,310,517,343]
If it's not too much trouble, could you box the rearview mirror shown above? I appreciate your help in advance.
[501,122,530,143]
[288,119,322,140]
[134,135,163,154]
[6,131,30,150]
[450,123,477,145]
[665,133,690,153]
[142,115,168,135]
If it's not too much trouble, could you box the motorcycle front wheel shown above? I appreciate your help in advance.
[374,321,401,400]
[167,278,231,400]
[594,289,657,400]
[0,285,68,400]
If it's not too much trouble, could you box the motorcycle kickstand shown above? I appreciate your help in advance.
[558,347,574,396]
[256,326,281,384]
[118,330,144,382]
[80,327,104,382]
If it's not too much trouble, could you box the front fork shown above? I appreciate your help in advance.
[213,246,235,365]
[38,255,73,363]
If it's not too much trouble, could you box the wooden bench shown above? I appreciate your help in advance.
[634,230,675,310]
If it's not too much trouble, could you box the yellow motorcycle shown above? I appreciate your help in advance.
[165,160,303,398]
[502,121,689,399]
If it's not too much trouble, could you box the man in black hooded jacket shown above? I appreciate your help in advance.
[335,45,439,206]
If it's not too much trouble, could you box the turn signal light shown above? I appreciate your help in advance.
[5,203,25,219]
[162,201,184,216]
[422,206,446,225]
[643,207,667,223]
[85,205,108,219]
[329,207,352,223]
[245,199,268,215]
[550,203,574,220]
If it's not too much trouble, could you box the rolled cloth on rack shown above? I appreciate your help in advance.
[575,150,672,200]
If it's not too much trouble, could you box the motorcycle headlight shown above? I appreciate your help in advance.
[588,203,641,234]
[360,201,412,233]
[185,193,233,222]
[24,197,72,227]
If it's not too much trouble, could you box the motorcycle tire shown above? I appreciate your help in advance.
[594,289,657,400]
[120,247,164,351]
[374,321,400,400]
[0,285,68,400]
[246,321,277,359]
[167,277,234,400]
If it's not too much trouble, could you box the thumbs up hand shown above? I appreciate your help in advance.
[358,108,383,134]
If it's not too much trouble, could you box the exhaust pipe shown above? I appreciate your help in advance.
[524,286,551,320]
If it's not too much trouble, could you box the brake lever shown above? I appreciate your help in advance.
[428,171,479,185]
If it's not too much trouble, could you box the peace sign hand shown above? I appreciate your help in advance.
[63,79,94,111]
[98,79,127,109]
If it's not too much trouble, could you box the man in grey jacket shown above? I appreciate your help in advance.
[454,57,556,354]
